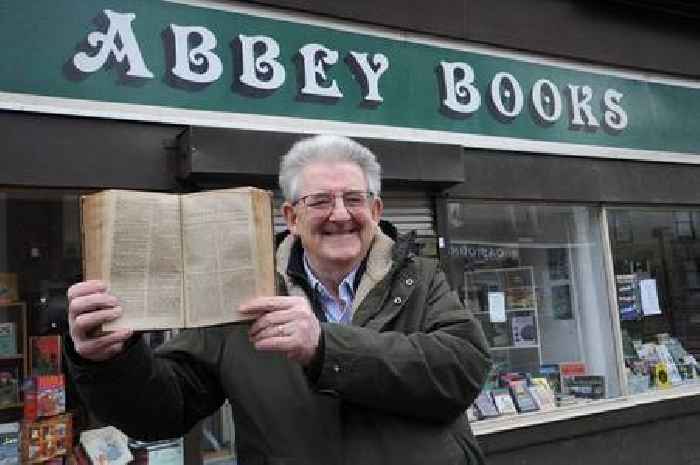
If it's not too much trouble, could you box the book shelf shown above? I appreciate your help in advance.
[0,302,27,414]
[465,267,542,373]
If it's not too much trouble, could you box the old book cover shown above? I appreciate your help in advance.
[81,188,274,331]
[21,413,72,464]
[30,335,62,376]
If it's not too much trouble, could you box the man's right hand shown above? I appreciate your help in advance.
[67,280,133,362]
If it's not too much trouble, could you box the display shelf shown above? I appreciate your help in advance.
[491,345,539,351]
[0,302,27,418]
[465,267,542,371]
[473,308,537,315]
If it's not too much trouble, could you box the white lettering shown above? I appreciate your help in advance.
[568,85,600,128]
[440,61,481,114]
[603,88,628,131]
[490,72,524,118]
[347,52,389,102]
[239,35,286,90]
[531,79,562,123]
[170,25,222,84]
[73,10,153,78]
[299,44,343,98]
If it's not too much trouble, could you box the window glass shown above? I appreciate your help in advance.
[0,189,234,463]
[445,202,620,419]
[608,209,700,394]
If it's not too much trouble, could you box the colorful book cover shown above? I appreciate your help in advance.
[528,384,557,411]
[30,336,62,376]
[508,380,539,413]
[538,364,562,394]
[654,362,672,389]
[21,413,72,464]
[0,422,20,465]
[559,361,586,394]
[0,323,17,356]
[23,375,66,421]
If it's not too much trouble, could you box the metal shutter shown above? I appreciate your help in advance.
[273,191,437,258]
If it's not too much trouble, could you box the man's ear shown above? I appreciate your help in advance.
[282,202,299,235]
[371,197,384,223]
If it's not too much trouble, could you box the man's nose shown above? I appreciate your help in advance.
[328,196,351,220]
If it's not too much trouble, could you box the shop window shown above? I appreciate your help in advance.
[0,189,235,464]
[445,202,620,420]
[608,209,700,395]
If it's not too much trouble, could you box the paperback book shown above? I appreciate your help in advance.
[473,391,500,420]
[511,315,537,346]
[21,413,72,464]
[23,375,66,421]
[0,422,19,465]
[30,336,62,376]
[538,364,562,394]
[508,380,539,413]
[0,323,16,356]
[566,375,606,399]
[490,388,517,416]
[0,368,19,408]
[559,361,586,394]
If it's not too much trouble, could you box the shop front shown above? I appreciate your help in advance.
[1,0,700,464]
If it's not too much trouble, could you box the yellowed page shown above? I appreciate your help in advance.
[97,190,184,331]
[81,191,111,284]
[182,188,273,327]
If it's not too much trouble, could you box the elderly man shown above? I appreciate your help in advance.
[66,135,491,464]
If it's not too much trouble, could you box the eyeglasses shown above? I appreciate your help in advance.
[293,190,374,213]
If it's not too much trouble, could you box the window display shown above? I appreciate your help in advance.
[0,189,236,463]
[445,202,620,420]
[608,209,700,395]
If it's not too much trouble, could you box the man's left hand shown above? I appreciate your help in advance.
[240,296,321,366]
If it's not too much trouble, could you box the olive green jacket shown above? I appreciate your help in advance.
[66,229,492,465]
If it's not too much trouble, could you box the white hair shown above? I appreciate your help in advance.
[279,135,382,201]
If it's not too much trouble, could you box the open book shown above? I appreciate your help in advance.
[81,188,275,331]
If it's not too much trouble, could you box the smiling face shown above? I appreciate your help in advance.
[282,161,383,278]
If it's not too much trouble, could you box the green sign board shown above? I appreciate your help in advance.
[1,0,699,159]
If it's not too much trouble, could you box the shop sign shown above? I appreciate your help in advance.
[1,0,700,158]
[448,244,518,262]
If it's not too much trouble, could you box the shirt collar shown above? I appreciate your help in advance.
[303,253,357,301]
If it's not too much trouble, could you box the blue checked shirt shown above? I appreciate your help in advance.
[303,253,357,325]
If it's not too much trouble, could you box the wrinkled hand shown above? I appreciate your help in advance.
[67,280,133,362]
[240,296,321,366]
